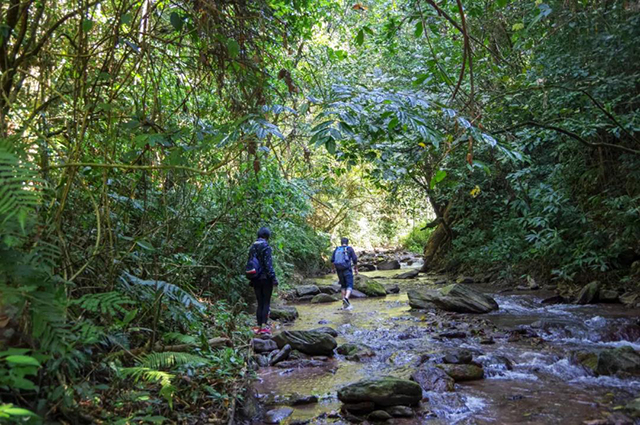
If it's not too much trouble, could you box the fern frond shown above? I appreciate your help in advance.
[116,366,176,406]
[0,145,42,227]
[119,272,204,312]
[140,351,209,370]
[118,366,174,388]
[163,332,197,345]
[71,291,135,316]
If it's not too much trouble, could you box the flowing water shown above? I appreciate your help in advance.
[252,268,640,424]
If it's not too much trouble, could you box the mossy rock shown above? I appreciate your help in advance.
[354,275,387,297]
[270,306,299,322]
[338,376,422,407]
[311,293,339,303]
[273,330,337,356]
[436,363,484,381]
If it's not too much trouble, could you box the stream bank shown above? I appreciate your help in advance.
[241,259,640,424]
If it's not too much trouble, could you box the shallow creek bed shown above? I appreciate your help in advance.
[245,269,640,424]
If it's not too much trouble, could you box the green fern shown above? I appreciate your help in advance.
[71,292,135,316]
[119,272,204,312]
[0,142,41,230]
[163,332,197,345]
[116,366,177,407]
[140,352,209,369]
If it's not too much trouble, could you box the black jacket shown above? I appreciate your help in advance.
[251,238,277,284]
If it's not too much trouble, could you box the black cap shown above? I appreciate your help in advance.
[258,227,271,240]
[341,237,349,245]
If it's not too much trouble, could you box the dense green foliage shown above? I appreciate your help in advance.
[1,0,639,422]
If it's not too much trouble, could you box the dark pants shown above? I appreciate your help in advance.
[337,268,354,290]
[253,281,273,327]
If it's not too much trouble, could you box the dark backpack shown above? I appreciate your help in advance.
[245,241,265,281]
[333,246,351,271]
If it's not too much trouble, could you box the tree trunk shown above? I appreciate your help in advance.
[420,202,452,271]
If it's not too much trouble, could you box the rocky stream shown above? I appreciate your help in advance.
[242,255,640,424]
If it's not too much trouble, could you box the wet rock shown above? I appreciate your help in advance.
[411,365,455,392]
[368,410,393,421]
[297,295,314,302]
[601,324,640,343]
[310,326,339,337]
[408,284,499,313]
[252,338,278,353]
[350,289,367,298]
[599,290,620,303]
[341,401,376,414]
[276,393,318,406]
[384,284,400,294]
[393,270,419,279]
[296,284,320,297]
[336,343,375,361]
[438,331,467,339]
[273,330,337,356]
[531,318,582,332]
[359,263,377,272]
[318,284,341,295]
[254,354,270,367]
[434,279,447,285]
[269,344,291,366]
[385,405,414,418]
[270,306,299,322]
[576,281,600,304]
[311,293,339,303]
[541,295,569,305]
[575,346,640,376]
[377,260,401,271]
[480,337,495,345]
[354,275,387,297]
[443,349,473,365]
[436,363,484,381]
[456,276,475,284]
[338,377,422,407]
[264,407,293,424]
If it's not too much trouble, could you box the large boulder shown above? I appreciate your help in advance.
[377,260,401,271]
[407,284,498,313]
[311,293,339,303]
[575,281,600,304]
[296,285,320,297]
[575,346,640,377]
[338,377,422,407]
[411,365,455,392]
[354,275,387,297]
[436,364,484,382]
[273,330,337,356]
[270,306,298,322]
[318,284,341,294]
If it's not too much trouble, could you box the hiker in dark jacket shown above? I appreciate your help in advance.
[331,237,358,310]
[249,227,278,334]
